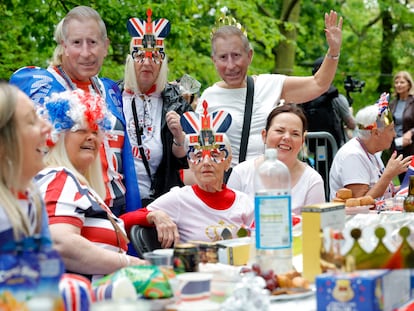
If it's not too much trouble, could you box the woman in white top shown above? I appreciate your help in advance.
[227,103,325,214]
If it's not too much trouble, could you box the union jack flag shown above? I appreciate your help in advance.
[396,156,414,196]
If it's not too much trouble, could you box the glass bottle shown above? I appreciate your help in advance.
[404,175,414,212]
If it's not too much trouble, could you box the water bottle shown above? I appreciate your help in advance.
[254,148,293,274]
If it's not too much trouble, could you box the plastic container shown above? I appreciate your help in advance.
[254,148,293,274]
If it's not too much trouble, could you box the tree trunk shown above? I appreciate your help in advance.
[274,0,301,75]
[377,8,394,94]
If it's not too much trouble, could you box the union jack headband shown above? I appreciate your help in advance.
[357,92,393,130]
[127,8,171,61]
[40,89,111,147]
[181,101,232,163]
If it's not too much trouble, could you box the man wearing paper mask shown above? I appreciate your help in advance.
[121,101,254,248]
[329,92,412,202]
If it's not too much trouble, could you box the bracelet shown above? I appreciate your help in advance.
[173,138,184,147]
[124,254,131,267]
[326,53,340,60]
[118,253,131,267]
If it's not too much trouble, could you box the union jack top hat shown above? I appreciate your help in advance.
[127,8,171,61]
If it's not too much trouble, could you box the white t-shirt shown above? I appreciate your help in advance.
[123,92,163,199]
[227,158,326,214]
[329,137,392,200]
[146,186,254,243]
[198,74,286,167]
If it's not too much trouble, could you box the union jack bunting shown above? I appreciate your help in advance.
[127,8,171,54]
[181,100,232,150]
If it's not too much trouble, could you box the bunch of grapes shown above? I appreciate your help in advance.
[241,263,309,292]
[240,263,278,291]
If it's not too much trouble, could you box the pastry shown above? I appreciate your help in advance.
[345,198,360,207]
[359,195,375,206]
[336,188,352,200]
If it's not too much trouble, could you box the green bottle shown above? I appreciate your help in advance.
[404,176,414,212]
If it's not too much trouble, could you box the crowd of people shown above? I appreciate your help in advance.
[2,4,413,303]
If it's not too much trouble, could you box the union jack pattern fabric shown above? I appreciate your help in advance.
[181,100,232,150]
[59,273,95,311]
[127,8,171,52]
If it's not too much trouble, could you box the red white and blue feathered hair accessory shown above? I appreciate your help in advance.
[40,89,111,146]
[127,8,171,64]
[181,101,232,164]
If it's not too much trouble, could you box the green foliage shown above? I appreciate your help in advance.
[0,0,413,115]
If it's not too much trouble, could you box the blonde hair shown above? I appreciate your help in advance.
[44,134,106,199]
[124,35,168,94]
[393,71,414,98]
[0,83,42,239]
[50,6,108,66]
[123,51,168,94]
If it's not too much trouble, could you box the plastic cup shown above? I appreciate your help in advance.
[143,251,173,267]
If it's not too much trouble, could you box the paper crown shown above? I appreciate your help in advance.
[321,220,414,271]
[211,15,247,38]
[41,89,111,146]
[127,8,171,60]
[180,100,232,151]
[357,92,393,130]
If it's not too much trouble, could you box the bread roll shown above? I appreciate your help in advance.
[345,198,360,207]
[359,195,375,206]
[332,197,345,203]
[336,188,352,200]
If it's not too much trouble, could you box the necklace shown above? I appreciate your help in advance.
[56,66,103,97]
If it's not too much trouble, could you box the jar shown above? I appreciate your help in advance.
[173,243,199,273]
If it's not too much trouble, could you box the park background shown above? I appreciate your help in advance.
[0,0,413,114]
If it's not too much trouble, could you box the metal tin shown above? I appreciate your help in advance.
[173,243,199,273]
[197,242,219,264]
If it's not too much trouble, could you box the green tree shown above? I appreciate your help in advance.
[1,0,413,114]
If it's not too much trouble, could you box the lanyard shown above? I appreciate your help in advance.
[356,138,394,197]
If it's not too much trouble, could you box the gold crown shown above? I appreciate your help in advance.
[210,15,247,38]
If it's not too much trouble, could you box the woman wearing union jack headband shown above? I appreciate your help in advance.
[120,103,254,250]
[121,9,193,208]
[329,93,412,203]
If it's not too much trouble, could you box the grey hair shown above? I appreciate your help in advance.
[355,105,380,139]
[211,25,252,57]
[50,6,108,66]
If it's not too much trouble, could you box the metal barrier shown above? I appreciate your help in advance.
[305,131,338,201]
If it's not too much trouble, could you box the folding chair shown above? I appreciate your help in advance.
[129,225,162,259]
[305,131,338,201]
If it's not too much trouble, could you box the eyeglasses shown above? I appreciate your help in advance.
[187,148,229,164]
[132,50,165,64]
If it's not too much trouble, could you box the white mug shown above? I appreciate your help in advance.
[174,272,213,302]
